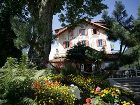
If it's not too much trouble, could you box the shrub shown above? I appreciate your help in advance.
[0,57,36,105]
[60,63,79,76]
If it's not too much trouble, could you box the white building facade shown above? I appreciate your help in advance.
[54,20,112,58]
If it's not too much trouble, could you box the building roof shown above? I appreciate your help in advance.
[55,20,109,36]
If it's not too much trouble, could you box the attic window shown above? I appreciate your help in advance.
[93,29,97,34]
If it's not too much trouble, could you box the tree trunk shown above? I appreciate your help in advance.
[39,1,54,68]
[119,41,123,57]
[28,0,55,69]
[122,45,127,54]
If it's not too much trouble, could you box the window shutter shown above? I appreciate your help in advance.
[63,41,66,48]
[96,40,99,47]
[69,40,73,48]
[86,40,89,46]
[79,29,81,36]
[91,29,93,35]
[97,29,100,35]
[70,31,74,36]
[86,30,88,36]
[103,39,106,46]
[80,40,82,44]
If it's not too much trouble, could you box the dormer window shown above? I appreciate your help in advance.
[79,29,85,35]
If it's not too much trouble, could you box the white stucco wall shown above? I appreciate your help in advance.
[55,23,112,58]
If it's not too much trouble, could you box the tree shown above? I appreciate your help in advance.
[0,0,27,67]
[66,43,104,71]
[26,0,107,68]
[102,1,137,68]
[123,5,140,69]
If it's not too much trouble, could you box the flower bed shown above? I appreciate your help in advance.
[33,79,76,105]
[84,86,135,105]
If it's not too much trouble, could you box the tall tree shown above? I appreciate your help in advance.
[0,0,27,67]
[102,1,137,68]
[26,0,107,68]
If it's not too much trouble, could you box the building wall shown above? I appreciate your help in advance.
[55,23,111,58]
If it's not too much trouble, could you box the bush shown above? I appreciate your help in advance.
[60,63,79,76]
[0,56,36,105]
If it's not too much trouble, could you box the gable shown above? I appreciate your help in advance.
[55,20,108,37]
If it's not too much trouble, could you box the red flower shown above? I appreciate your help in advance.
[83,103,90,105]
[86,98,92,103]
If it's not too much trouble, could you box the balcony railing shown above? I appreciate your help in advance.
[110,69,140,78]
[54,53,66,58]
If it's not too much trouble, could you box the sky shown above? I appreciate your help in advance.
[49,0,140,60]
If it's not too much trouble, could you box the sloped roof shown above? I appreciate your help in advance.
[55,20,109,36]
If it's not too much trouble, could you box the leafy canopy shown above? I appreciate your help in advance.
[66,43,104,64]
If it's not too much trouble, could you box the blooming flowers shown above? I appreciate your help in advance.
[83,98,92,105]
[33,78,76,105]
[91,87,135,105]
[95,86,101,92]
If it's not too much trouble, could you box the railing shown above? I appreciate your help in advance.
[54,53,66,58]
[110,69,140,78]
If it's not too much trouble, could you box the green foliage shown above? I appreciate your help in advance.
[102,1,136,48]
[0,56,36,105]
[0,0,27,67]
[11,16,31,49]
[59,0,107,26]
[102,1,139,69]
[91,96,107,105]
[66,44,104,63]
[61,63,79,76]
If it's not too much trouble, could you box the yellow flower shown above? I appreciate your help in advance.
[121,101,131,105]
[101,93,105,97]
[111,91,118,97]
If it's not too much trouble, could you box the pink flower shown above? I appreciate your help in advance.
[95,86,101,92]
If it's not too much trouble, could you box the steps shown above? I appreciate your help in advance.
[112,77,140,104]
[113,78,140,95]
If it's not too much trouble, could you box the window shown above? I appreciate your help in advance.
[69,31,74,36]
[98,39,102,47]
[81,40,86,45]
[79,29,85,35]
[63,41,69,48]
[65,41,69,48]
[93,29,97,34]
